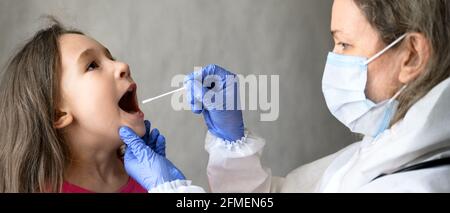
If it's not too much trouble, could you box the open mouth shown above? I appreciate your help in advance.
[118,83,140,114]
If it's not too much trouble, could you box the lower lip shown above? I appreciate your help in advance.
[137,110,144,119]
[134,110,144,119]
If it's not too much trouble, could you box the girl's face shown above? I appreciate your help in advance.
[57,33,145,149]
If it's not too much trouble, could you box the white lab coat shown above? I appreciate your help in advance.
[151,77,450,193]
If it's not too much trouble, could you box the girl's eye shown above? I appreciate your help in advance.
[87,61,99,71]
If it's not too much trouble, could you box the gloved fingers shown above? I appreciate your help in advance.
[148,128,160,150]
[144,120,151,136]
[150,128,160,140]
[183,70,200,87]
[123,145,137,162]
[184,75,204,114]
[202,64,219,78]
[201,84,224,111]
[119,126,156,161]
[155,134,166,157]
[141,120,151,143]
[185,64,235,85]
[184,65,237,114]
[202,64,236,80]
[185,75,223,112]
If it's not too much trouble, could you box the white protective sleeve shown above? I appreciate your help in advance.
[205,130,342,193]
[149,129,340,193]
[205,130,272,192]
[148,180,206,193]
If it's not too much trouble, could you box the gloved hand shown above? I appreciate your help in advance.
[119,121,185,191]
[142,120,166,157]
[184,64,245,142]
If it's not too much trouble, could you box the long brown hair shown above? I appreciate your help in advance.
[0,18,83,192]
[353,0,450,125]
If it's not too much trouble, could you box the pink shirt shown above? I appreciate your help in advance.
[62,177,147,193]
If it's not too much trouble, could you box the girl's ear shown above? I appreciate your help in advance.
[54,110,73,129]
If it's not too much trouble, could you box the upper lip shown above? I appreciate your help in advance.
[118,82,140,114]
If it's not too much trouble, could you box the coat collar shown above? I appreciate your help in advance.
[340,77,450,191]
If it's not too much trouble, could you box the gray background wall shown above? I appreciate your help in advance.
[0,0,357,190]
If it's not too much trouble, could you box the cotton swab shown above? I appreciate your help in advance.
[141,87,185,104]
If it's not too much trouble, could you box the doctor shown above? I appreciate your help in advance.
[119,0,450,192]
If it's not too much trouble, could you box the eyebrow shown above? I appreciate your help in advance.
[331,29,353,42]
[331,29,341,37]
[104,47,114,59]
[76,47,114,65]
[77,48,95,65]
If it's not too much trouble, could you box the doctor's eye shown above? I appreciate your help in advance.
[87,61,99,71]
[337,42,351,50]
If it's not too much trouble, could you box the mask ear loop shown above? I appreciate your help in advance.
[364,34,408,66]
[373,85,407,138]
[389,85,408,103]
[373,84,408,138]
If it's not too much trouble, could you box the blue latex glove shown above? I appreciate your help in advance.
[184,64,245,142]
[119,122,185,191]
[142,120,166,157]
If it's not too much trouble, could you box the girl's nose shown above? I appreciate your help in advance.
[115,61,131,79]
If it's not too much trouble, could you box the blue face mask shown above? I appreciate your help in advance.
[322,34,407,138]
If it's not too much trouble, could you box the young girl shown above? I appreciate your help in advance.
[0,18,149,192]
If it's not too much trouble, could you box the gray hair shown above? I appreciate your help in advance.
[354,0,450,125]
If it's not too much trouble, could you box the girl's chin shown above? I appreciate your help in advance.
[134,126,146,137]
[122,122,146,137]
